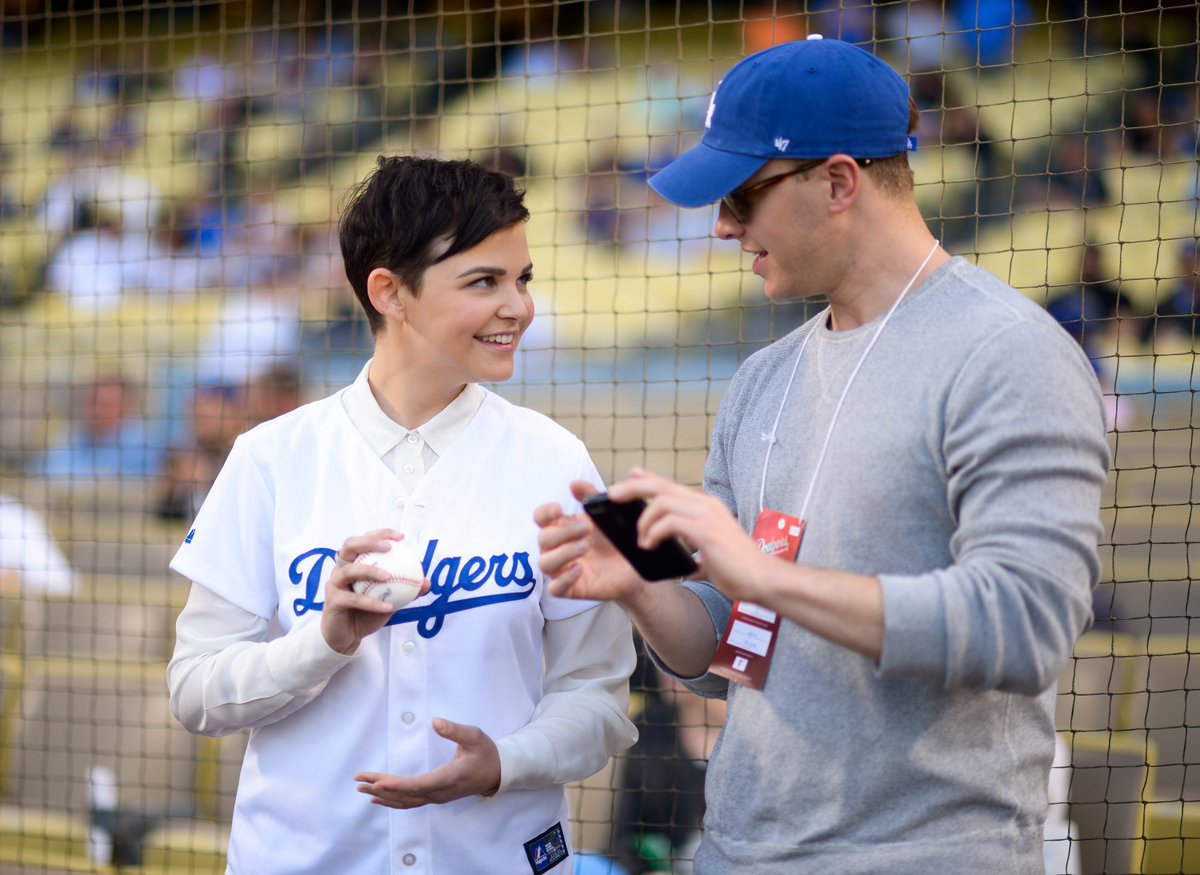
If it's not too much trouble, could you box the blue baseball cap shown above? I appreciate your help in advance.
[649,36,914,208]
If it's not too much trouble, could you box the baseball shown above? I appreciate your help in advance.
[351,540,425,609]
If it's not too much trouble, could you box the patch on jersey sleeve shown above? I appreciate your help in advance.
[523,822,569,874]
[184,529,196,544]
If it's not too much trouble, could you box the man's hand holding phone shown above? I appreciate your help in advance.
[533,481,652,602]
[581,494,697,581]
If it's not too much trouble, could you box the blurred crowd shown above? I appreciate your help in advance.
[0,1,1193,543]
[0,5,1193,874]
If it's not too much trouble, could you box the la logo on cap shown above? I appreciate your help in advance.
[705,87,718,128]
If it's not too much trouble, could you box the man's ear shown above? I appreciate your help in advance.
[366,268,409,324]
[824,154,861,215]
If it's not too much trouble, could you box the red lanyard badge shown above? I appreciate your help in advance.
[707,509,805,690]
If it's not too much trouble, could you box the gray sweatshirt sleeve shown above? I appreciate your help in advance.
[878,319,1110,694]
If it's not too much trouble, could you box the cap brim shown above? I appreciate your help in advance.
[647,143,766,208]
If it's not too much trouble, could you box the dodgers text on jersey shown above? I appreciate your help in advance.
[288,538,536,638]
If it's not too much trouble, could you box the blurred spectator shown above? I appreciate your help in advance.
[500,37,582,81]
[296,219,349,294]
[172,50,245,104]
[302,21,360,89]
[214,189,303,289]
[0,147,18,221]
[246,362,303,427]
[1045,243,1138,363]
[1045,134,1112,209]
[135,188,305,296]
[242,26,306,118]
[69,46,134,107]
[118,198,225,294]
[581,151,714,269]
[34,372,166,480]
[1121,87,1200,162]
[1148,239,1200,345]
[191,94,250,195]
[805,0,875,45]
[181,193,305,388]
[883,0,959,73]
[36,157,160,238]
[923,74,1007,231]
[742,3,806,55]
[582,153,650,246]
[173,193,236,258]
[0,493,76,595]
[1046,243,1140,429]
[611,654,726,875]
[2,0,48,49]
[194,282,303,388]
[43,202,129,312]
[951,0,1034,66]
[156,384,246,522]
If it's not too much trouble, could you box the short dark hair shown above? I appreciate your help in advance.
[338,155,530,334]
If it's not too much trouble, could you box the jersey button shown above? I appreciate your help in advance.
[394,498,405,508]
[401,711,416,725]
[402,853,416,866]
[403,464,415,474]
[402,640,416,655]
[406,434,419,444]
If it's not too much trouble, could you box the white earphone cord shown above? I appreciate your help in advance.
[757,240,941,519]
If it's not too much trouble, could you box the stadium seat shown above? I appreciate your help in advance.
[0,803,96,872]
[1142,800,1200,875]
[1114,634,1200,806]
[138,819,229,875]
[1063,730,1154,875]
[1057,631,1144,734]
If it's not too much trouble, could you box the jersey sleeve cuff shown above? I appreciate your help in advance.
[266,618,357,695]
[494,730,556,794]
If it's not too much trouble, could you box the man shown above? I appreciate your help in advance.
[0,494,76,595]
[36,372,165,480]
[535,37,1109,874]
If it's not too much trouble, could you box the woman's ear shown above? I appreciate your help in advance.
[366,268,409,324]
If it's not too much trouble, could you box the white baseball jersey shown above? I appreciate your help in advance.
[171,386,605,875]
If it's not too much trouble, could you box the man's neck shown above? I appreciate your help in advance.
[825,239,949,331]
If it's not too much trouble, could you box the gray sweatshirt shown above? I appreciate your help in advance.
[667,257,1110,874]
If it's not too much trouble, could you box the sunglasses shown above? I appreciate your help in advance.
[720,157,875,223]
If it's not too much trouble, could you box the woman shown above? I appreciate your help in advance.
[167,156,637,875]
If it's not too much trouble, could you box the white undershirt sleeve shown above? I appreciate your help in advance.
[167,582,355,737]
[493,601,638,793]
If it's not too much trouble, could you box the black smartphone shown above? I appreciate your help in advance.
[582,493,698,582]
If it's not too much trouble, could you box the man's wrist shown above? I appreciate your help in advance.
[616,574,661,619]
